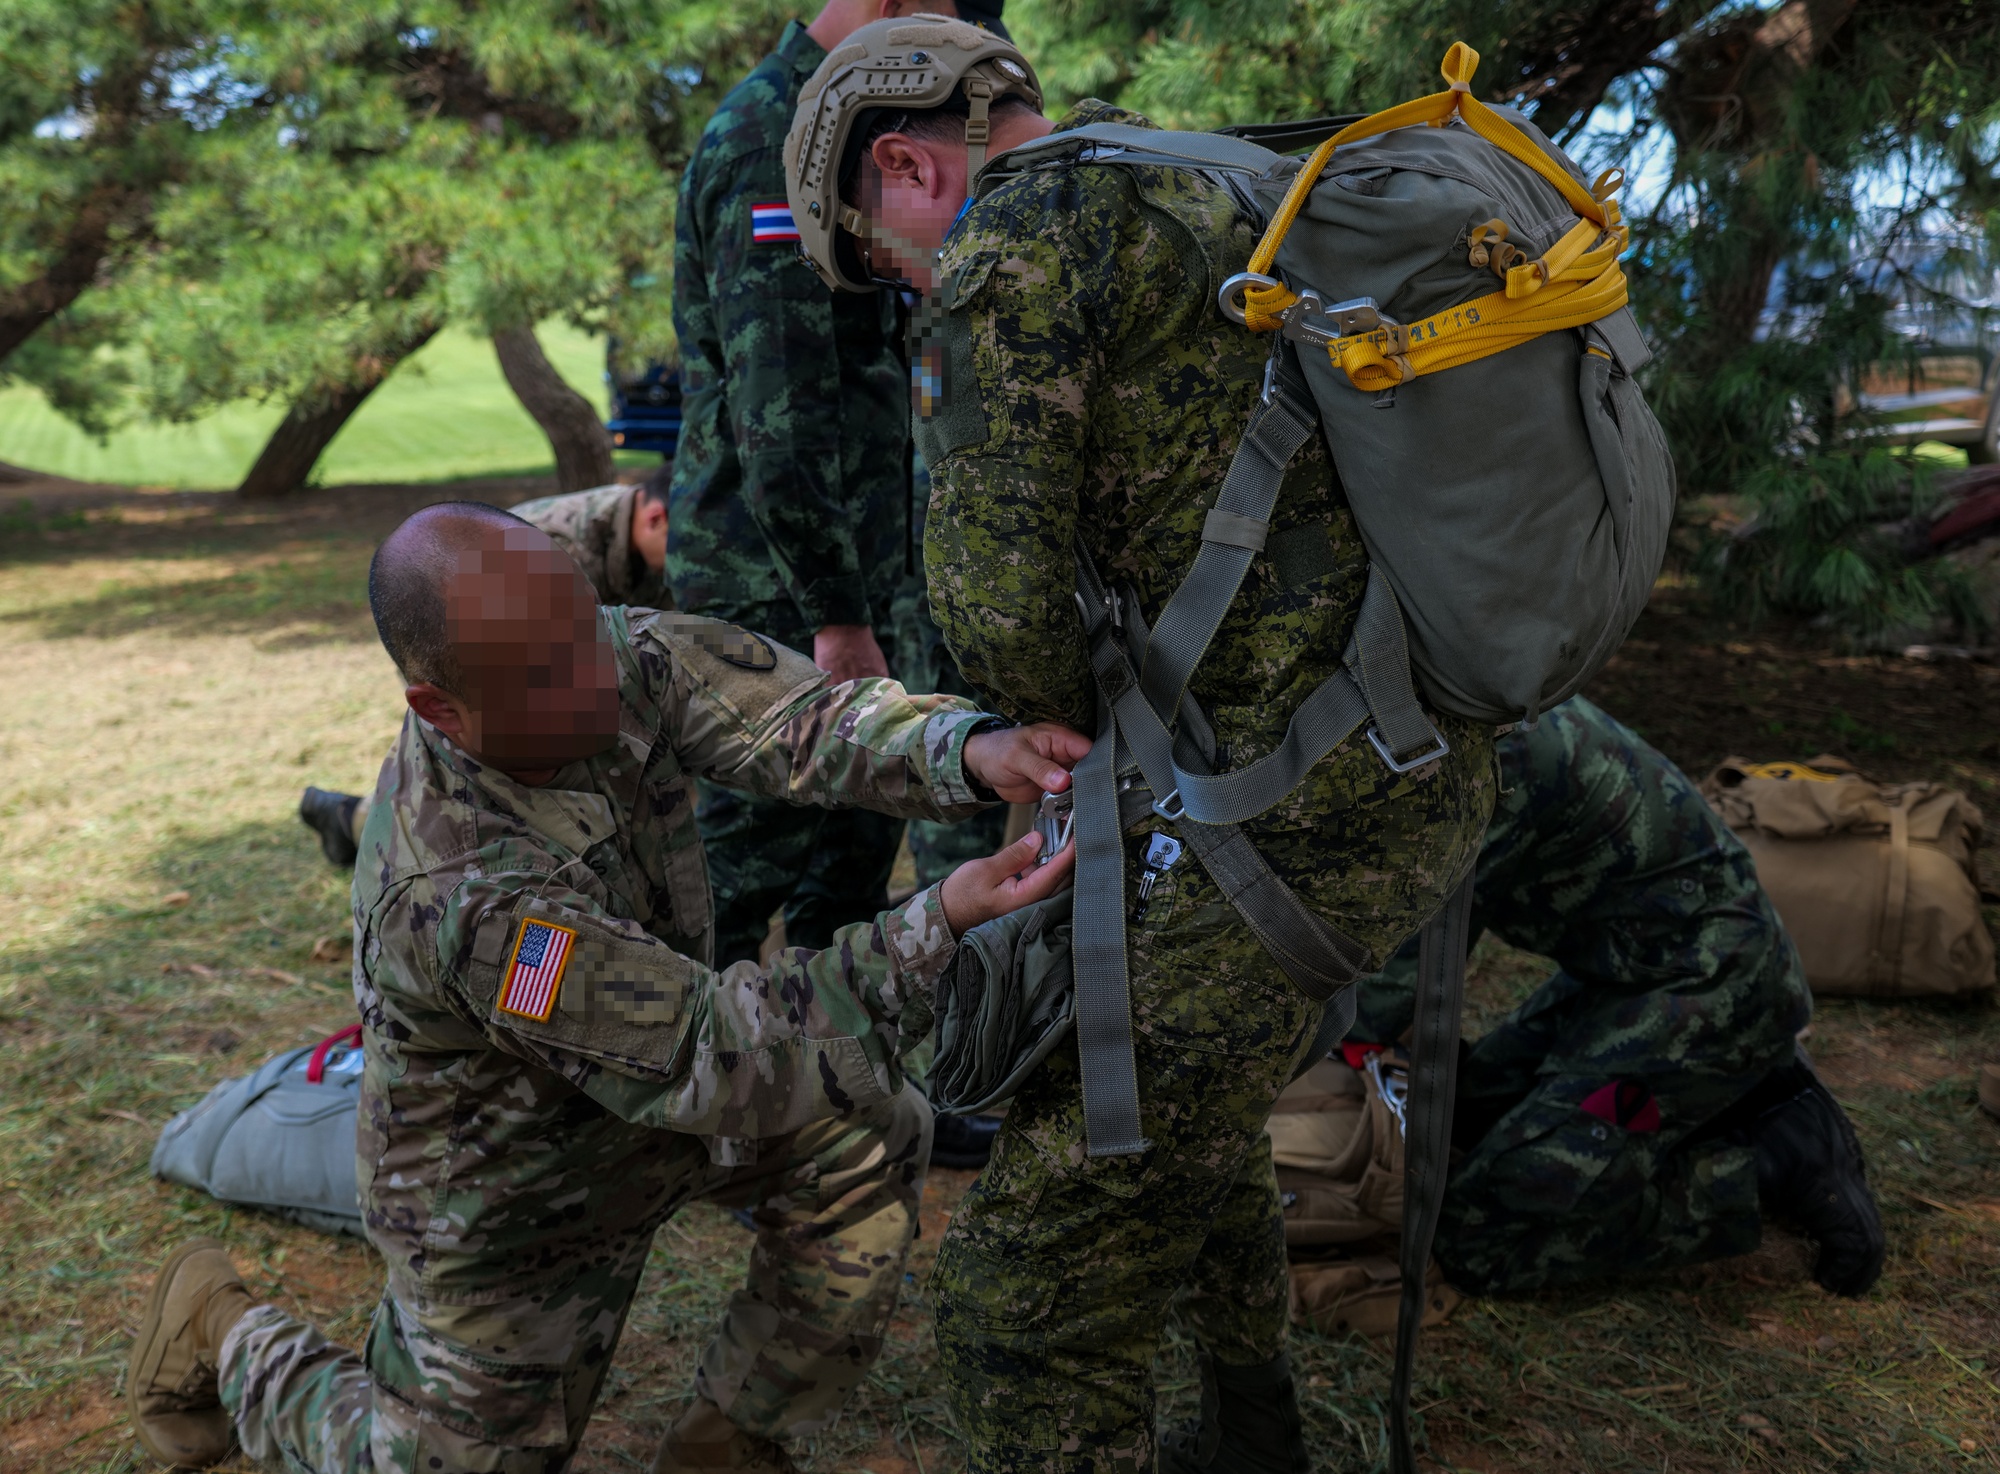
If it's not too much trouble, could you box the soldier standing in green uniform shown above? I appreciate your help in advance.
[126,503,1085,1473]
[788,21,1496,1472]
[297,470,675,867]
[667,0,1009,972]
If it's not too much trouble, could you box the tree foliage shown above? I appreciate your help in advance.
[1010,0,2000,636]
[0,2,795,448]
[5,2,1998,631]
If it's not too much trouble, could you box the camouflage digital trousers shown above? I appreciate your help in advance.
[217,1087,931,1472]
[1350,697,1812,1295]
[930,723,1491,1474]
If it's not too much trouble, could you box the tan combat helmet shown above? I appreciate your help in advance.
[785,14,1042,293]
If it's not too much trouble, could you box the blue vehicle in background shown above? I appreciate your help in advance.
[606,348,682,460]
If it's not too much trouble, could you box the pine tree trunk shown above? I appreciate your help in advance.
[236,326,438,499]
[491,324,615,493]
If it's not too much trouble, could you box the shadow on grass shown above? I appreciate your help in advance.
[0,818,364,1445]
[0,480,534,644]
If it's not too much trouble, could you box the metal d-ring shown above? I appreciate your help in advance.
[1218,271,1280,326]
[1366,722,1451,774]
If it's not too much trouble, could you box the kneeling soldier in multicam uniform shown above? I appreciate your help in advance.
[298,470,675,867]
[788,20,1495,1473]
[127,501,1085,1473]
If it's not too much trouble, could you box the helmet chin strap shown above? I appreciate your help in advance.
[963,78,993,183]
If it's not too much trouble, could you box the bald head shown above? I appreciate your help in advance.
[371,502,621,777]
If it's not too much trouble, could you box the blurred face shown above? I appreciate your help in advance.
[857,134,971,294]
[424,528,621,774]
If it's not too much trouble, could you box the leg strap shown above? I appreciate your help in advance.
[1390,876,1474,1474]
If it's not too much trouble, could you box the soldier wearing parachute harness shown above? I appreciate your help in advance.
[788,21,1677,1473]
[124,502,1088,1474]
[790,21,1496,1474]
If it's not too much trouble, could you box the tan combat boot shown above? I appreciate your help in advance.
[651,1394,799,1474]
[127,1238,254,1469]
[1981,1063,2000,1121]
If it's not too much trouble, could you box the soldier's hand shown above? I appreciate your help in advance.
[939,830,1075,936]
[963,722,1093,803]
[813,624,891,684]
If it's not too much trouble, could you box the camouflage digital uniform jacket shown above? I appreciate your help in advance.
[350,609,989,1297]
[918,101,1495,965]
[509,482,672,609]
[914,103,1496,1471]
[667,20,913,648]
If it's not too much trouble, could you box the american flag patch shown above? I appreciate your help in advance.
[750,202,800,244]
[498,919,575,1022]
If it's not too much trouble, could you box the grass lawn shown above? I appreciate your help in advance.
[0,323,652,490]
[1,484,1997,1471]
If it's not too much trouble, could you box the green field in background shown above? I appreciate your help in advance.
[0,323,622,489]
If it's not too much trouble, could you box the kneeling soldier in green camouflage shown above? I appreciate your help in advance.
[127,501,1084,1473]
[1349,697,1884,1303]
[788,20,1495,1472]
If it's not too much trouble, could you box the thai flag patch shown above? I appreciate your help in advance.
[750,202,800,244]
[498,918,575,1022]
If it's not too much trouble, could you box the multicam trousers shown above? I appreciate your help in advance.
[218,1087,931,1472]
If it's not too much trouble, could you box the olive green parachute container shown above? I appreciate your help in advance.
[982,42,1674,733]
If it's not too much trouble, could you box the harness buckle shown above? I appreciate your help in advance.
[1151,789,1188,822]
[1366,722,1450,774]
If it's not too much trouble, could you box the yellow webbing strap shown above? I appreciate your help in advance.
[1240,42,1631,389]
[1736,761,1845,783]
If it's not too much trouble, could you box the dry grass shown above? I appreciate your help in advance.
[2,487,1997,1472]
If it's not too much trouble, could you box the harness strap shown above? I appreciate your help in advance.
[1072,547,1373,1158]
[1123,368,1444,828]
[1390,875,1475,1474]
[1068,691,1150,1157]
[1139,381,1317,725]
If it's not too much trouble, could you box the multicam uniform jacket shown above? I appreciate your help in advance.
[509,482,672,609]
[349,608,991,1287]
[667,20,913,645]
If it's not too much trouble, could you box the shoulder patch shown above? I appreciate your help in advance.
[750,202,800,244]
[687,620,777,670]
[498,918,575,1022]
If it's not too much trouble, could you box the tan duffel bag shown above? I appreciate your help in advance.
[1269,1051,1461,1338]
[1701,756,1996,998]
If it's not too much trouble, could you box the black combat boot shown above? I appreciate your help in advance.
[1159,1348,1310,1474]
[1746,1049,1886,1297]
[298,787,362,868]
[930,1112,1002,1169]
